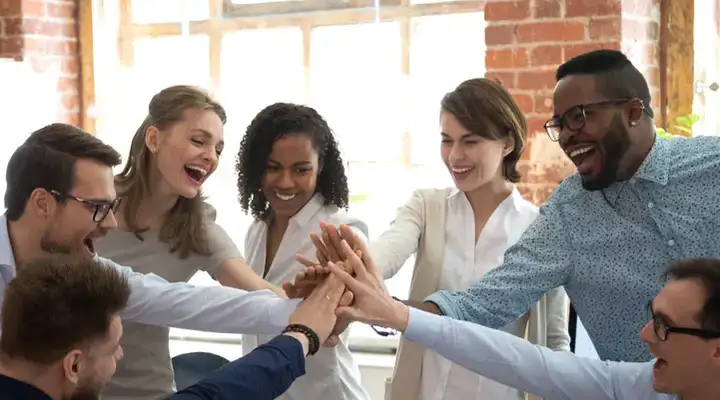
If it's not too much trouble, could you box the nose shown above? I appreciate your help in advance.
[448,142,464,164]
[101,209,119,230]
[203,148,218,165]
[639,320,656,344]
[275,170,295,189]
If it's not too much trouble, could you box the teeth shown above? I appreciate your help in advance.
[276,192,296,201]
[451,167,472,173]
[185,165,208,176]
[568,146,593,158]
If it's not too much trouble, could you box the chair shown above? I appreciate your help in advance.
[172,352,230,391]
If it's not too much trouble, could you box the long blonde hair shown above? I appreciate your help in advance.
[115,85,227,259]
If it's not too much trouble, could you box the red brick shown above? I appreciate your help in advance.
[484,0,530,21]
[45,2,76,19]
[534,0,562,18]
[3,17,23,36]
[0,0,22,17]
[0,36,23,56]
[527,116,549,135]
[517,21,587,43]
[529,45,563,66]
[517,70,556,91]
[512,93,533,113]
[534,93,554,114]
[566,0,621,18]
[61,57,78,74]
[589,17,620,40]
[564,41,621,59]
[485,24,516,46]
[486,48,529,69]
[485,71,517,87]
[22,1,46,18]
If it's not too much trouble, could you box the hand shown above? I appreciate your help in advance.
[328,229,409,332]
[287,264,353,345]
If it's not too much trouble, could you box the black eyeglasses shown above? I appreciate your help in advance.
[49,190,122,223]
[543,98,640,142]
[647,301,720,341]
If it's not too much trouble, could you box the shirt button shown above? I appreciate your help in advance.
[668,240,675,246]
[648,202,654,208]
[629,178,636,184]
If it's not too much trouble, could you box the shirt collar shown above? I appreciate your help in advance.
[0,374,53,399]
[0,214,16,271]
[289,193,325,228]
[602,135,670,205]
[447,186,524,213]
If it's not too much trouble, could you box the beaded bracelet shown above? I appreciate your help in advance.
[282,324,321,355]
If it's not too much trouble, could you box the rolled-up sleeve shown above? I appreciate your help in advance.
[105,258,300,334]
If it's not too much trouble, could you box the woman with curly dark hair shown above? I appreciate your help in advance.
[236,102,370,400]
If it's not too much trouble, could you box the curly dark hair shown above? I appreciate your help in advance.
[236,102,349,220]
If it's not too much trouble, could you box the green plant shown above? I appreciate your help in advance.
[655,114,700,138]
[349,193,370,204]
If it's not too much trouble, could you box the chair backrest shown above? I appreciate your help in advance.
[172,351,230,391]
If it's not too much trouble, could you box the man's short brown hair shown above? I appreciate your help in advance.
[0,256,131,364]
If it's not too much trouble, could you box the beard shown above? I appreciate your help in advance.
[580,114,632,191]
[62,377,104,400]
[39,232,74,255]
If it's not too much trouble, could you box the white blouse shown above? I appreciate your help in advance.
[243,194,371,400]
[420,188,539,400]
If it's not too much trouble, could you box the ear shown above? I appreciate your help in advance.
[503,135,515,158]
[627,99,645,126]
[61,350,83,385]
[28,188,55,218]
[144,125,161,154]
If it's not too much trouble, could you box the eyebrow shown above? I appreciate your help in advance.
[650,301,678,325]
[440,132,476,140]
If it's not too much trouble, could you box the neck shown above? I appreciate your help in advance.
[617,126,656,181]
[270,214,290,235]
[463,177,514,217]
[7,218,45,270]
[0,355,62,400]
[120,176,179,231]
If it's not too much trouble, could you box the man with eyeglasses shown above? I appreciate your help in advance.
[0,123,303,341]
[327,232,720,400]
[291,48,720,366]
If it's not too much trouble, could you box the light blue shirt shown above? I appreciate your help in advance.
[0,215,301,334]
[427,135,720,362]
[404,307,678,400]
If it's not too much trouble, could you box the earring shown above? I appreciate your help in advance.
[630,121,637,127]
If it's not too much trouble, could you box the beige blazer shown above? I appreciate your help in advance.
[370,188,571,400]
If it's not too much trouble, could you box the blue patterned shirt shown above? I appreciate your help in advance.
[427,135,720,362]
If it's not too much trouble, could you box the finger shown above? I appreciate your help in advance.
[295,253,318,268]
[304,266,317,282]
[335,306,362,321]
[323,230,341,262]
[339,289,354,307]
[340,239,368,282]
[324,262,348,302]
[329,262,363,293]
[339,225,379,277]
[310,233,330,264]
[281,281,298,298]
[323,334,340,347]
[326,224,345,258]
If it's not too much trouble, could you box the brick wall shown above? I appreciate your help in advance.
[0,0,80,125]
[484,0,662,205]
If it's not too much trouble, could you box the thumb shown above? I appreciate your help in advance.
[281,281,296,296]
[335,306,363,321]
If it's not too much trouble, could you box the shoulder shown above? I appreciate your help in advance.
[666,135,720,173]
[411,187,454,203]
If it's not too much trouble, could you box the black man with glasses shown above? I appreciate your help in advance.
[386,48,720,366]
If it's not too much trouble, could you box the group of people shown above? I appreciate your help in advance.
[0,47,717,400]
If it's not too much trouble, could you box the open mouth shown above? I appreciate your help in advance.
[566,145,597,175]
[275,192,297,201]
[450,166,474,180]
[184,165,208,185]
[83,238,95,254]
[653,358,667,373]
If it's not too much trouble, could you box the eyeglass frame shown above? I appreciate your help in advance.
[48,189,122,223]
[647,301,720,341]
[543,98,643,142]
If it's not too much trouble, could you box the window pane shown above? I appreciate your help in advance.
[96,35,210,172]
[309,22,404,163]
[211,28,305,249]
[408,13,486,167]
[130,0,209,24]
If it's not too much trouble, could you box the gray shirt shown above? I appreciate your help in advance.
[98,205,243,400]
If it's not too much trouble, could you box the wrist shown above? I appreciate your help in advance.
[282,324,320,355]
[388,300,410,332]
[283,332,310,356]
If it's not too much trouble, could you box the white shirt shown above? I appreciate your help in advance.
[420,188,538,400]
[406,308,677,400]
[243,194,371,400]
[0,214,301,336]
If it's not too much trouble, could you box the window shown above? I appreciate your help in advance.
[92,0,485,352]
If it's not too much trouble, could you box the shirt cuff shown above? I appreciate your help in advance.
[403,308,444,348]
[268,297,302,331]
[424,291,462,320]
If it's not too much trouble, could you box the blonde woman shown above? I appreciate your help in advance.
[97,85,283,400]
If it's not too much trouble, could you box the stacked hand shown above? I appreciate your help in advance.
[283,223,409,347]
